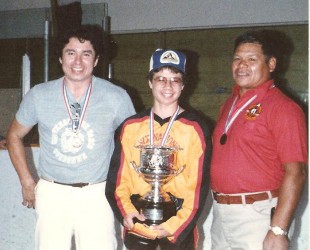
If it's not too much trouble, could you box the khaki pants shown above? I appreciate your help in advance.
[211,197,283,250]
[35,179,117,250]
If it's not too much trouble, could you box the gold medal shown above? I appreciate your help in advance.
[220,134,227,145]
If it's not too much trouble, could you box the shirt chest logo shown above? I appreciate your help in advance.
[245,103,262,120]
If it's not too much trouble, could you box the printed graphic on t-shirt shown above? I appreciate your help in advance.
[51,118,95,164]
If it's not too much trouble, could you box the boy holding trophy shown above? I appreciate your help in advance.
[106,49,212,249]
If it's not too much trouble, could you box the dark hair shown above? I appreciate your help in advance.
[56,24,104,58]
[147,66,187,84]
[233,30,277,62]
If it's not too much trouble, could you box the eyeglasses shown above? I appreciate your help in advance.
[70,103,81,133]
[153,76,183,86]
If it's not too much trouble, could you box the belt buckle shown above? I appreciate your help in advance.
[71,183,89,188]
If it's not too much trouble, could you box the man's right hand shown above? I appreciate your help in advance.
[21,181,36,209]
[0,138,7,149]
[7,118,36,209]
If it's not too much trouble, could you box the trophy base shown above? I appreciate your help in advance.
[126,195,177,248]
[131,195,176,225]
[125,231,157,249]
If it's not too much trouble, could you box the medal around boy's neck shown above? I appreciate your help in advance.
[152,104,182,120]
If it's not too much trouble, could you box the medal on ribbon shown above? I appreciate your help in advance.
[63,80,92,150]
[220,95,257,145]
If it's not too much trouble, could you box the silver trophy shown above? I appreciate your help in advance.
[130,145,185,225]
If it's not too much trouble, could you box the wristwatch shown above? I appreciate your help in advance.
[269,226,288,236]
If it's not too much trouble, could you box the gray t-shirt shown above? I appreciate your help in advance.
[16,76,135,183]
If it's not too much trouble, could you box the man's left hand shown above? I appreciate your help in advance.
[263,230,289,250]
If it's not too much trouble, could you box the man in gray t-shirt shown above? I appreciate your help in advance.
[7,25,135,250]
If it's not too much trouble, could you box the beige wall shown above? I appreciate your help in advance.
[0,24,307,142]
[0,89,20,136]
[109,25,308,120]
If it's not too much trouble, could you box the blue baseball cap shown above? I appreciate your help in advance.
[149,49,186,73]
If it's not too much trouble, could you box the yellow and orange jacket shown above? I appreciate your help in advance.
[106,109,212,244]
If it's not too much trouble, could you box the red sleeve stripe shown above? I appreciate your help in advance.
[172,118,207,242]
[114,116,149,217]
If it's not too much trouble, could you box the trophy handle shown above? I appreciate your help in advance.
[174,164,186,176]
[130,161,141,174]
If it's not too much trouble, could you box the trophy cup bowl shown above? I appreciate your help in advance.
[130,145,185,226]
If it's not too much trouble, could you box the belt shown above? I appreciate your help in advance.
[212,189,279,205]
[41,178,100,188]
[53,181,90,188]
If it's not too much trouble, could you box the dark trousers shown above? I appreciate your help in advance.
[124,228,196,250]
